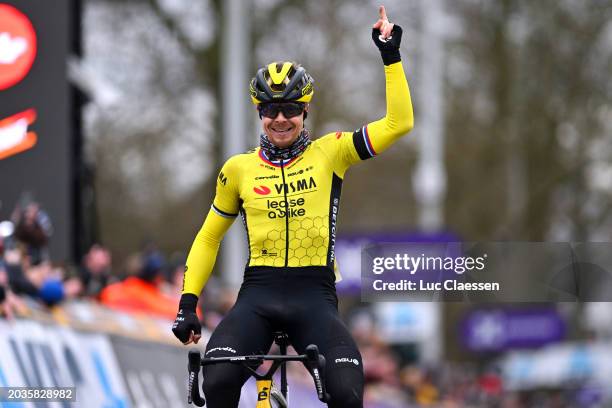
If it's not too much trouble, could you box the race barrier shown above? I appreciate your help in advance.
[0,319,131,408]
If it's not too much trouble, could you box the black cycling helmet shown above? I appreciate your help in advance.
[249,61,314,105]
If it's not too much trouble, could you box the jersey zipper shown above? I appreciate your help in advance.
[280,159,289,267]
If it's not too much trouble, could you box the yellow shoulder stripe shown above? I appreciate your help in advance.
[267,62,292,85]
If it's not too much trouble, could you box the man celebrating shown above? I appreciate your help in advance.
[173,6,414,407]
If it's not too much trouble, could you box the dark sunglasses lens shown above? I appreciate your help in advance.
[281,103,304,118]
[260,103,304,118]
[259,104,279,118]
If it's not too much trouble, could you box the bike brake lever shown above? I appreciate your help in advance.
[317,354,330,403]
[305,345,329,402]
[188,350,206,406]
[188,350,202,372]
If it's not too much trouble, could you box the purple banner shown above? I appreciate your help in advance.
[461,307,566,352]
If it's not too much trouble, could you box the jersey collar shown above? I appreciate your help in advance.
[258,148,300,167]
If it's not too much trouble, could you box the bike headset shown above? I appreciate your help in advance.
[249,61,314,120]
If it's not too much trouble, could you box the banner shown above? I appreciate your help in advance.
[15,299,189,345]
[0,320,130,407]
[461,307,565,352]
[110,335,192,408]
[0,317,408,407]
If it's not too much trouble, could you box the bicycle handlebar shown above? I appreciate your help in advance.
[187,345,330,406]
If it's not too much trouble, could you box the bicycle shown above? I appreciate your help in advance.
[187,331,330,407]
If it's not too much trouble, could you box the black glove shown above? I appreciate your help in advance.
[372,24,403,66]
[172,293,201,344]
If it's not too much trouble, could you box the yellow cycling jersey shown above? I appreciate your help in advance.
[183,61,414,296]
[213,132,364,269]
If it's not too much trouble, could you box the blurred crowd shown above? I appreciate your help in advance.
[0,198,600,407]
[0,197,185,320]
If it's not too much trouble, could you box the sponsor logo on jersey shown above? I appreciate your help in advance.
[287,166,315,177]
[284,155,304,169]
[329,198,339,263]
[255,175,279,180]
[267,197,306,219]
[274,176,317,194]
[218,171,228,186]
[254,185,271,195]
[181,265,188,291]
[335,357,359,366]
[287,169,304,177]
[260,249,278,257]
[260,163,276,171]
[335,131,342,139]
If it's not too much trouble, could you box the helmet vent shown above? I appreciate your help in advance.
[265,63,296,92]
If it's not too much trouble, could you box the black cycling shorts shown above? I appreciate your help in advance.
[202,266,364,408]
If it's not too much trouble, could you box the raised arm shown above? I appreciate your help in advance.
[322,6,414,172]
[361,6,414,156]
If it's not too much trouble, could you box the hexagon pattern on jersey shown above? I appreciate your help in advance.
[251,215,329,266]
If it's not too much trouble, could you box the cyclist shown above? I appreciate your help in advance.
[173,5,413,407]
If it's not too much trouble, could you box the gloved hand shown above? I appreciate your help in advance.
[371,5,402,65]
[372,25,403,65]
[172,293,202,344]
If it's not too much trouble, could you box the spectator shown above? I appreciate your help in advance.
[78,244,112,298]
[99,252,178,320]
[4,245,39,298]
[36,262,82,306]
[0,261,25,319]
[399,366,439,406]
[3,243,80,306]
[11,195,53,264]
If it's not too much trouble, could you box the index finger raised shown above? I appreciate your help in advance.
[379,5,388,21]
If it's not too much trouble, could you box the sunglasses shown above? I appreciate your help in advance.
[258,102,305,119]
